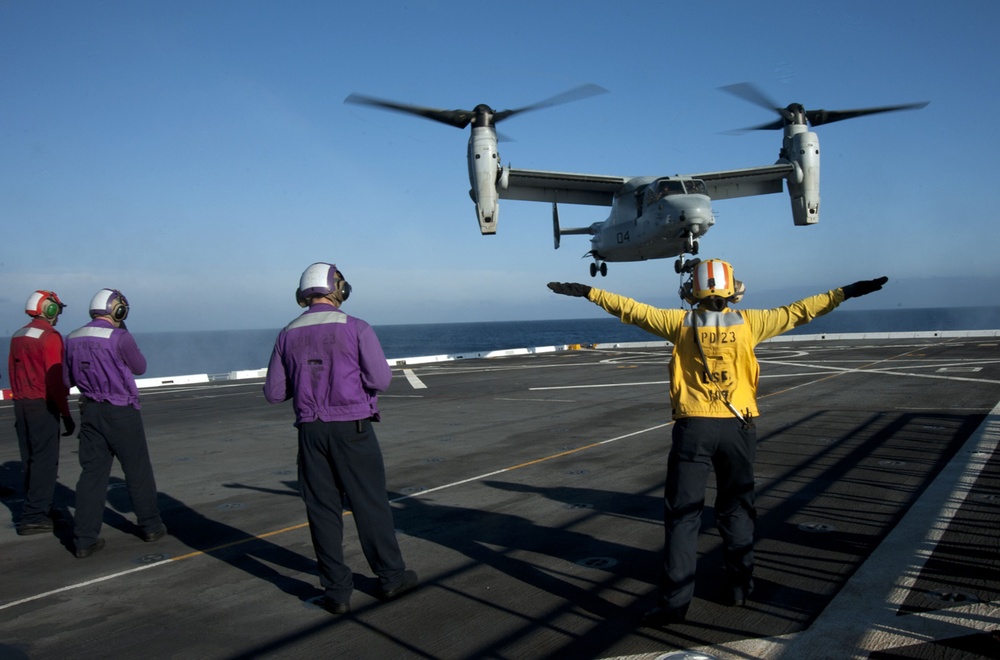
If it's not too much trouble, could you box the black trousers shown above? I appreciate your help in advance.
[658,416,757,611]
[297,419,405,603]
[74,399,162,548]
[14,399,61,523]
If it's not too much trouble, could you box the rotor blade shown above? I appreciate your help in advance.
[344,93,475,129]
[722,82,929,132]
[719,82,794,131]
[807,102,930,126]
[723,118,786,134]
[493,83,608,123]
[719,83,784,115]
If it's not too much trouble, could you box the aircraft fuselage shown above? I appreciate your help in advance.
[590,178,714,262]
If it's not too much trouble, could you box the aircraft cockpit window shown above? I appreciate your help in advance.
[661,181,685,197]
[684,180,707,195]
[647,180,686,205]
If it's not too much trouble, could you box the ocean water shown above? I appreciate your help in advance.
[2,307,999,388]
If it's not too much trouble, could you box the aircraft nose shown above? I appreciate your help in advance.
[676,197,715,235]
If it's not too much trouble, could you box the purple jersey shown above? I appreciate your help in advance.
[64,319,147,409]
[264,304,392,426]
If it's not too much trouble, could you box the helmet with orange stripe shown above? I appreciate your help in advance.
[680,259,745,306]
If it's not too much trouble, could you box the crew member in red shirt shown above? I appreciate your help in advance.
[8,290,75,536]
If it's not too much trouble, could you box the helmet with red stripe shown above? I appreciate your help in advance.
[25,290,65,321]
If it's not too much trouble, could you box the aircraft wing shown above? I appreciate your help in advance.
[685,163,794,200]
[500,168,629,207]
[500,163,795,208]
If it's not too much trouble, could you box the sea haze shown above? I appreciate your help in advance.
[1,307,998,388]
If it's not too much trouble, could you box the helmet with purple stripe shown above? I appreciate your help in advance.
[89,288,129,321]
[296,263,351,307]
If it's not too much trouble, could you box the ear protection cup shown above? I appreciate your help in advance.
[42,300,60,320]
[678,281,697,305]
[111,299,129,321]
[336,277,352,302]
[729,280,746,304]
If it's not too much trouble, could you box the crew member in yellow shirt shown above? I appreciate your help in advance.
[548,260,887,627]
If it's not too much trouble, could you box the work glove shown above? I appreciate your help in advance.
[841,276,889,299]
[547,282,592,298]
[61,415,76,437]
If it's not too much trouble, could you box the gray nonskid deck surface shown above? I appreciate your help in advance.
[1,335,999,659]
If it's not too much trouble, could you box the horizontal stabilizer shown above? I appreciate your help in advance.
[552,202,596,250]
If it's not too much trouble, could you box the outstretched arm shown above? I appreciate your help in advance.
[547,282,683,342]
[547,282,592,298]
[841,276,889,299]
[747,276,890,344]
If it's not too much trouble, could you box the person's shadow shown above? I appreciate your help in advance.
[220,480,384,597]
[1,460,76,545]
[1,460,357,603]
[1,460,25,517]
[482,479,737,604]
[0,461,18,500]
[102,476,319,601]
[390,482,659,612]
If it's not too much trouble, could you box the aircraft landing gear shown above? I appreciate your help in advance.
[674,256,701,274]
[589,261,608,277]
[675,234,701,273]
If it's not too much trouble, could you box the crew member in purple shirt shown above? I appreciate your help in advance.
[64,288,165,558]
[264,263,417,615]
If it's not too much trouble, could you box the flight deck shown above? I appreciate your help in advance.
[1,333,999,659]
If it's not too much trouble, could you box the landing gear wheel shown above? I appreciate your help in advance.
[590,263,597,278]
[676,257,701,275]
[691,240,699,256]
[599,262,608,277]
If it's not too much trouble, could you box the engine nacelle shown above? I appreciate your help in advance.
[467,126,501,234]
[785,129,820,225]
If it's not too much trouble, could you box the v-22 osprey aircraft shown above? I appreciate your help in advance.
[345,84,926,276]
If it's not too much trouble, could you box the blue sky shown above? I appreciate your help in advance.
[2,1,998,334]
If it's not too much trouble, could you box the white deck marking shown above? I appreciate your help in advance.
[530,381,667,390]
[403,368,427,389]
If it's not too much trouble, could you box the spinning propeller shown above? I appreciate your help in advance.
[344,83,607,130]
[721,82,928,132]
[345,84,608,234]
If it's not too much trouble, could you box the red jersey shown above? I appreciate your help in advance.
[8,318,71,416]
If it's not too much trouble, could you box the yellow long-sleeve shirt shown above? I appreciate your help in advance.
[588,288,845,419]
